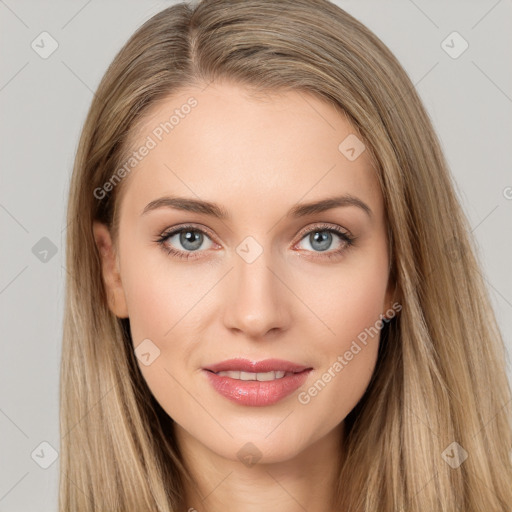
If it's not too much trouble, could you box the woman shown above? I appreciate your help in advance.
[60,0,512,510]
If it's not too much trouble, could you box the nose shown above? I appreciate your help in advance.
[222,247,291,339]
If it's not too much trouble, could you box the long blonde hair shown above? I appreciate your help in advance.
[60,0,512,510]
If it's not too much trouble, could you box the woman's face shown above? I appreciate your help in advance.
[94,81,394,464]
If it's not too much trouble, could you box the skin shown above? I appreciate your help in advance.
[93,80,395,512]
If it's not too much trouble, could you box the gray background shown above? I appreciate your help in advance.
[1,1,511,510]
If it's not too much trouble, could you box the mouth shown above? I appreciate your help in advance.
[202,358,313,406]
[204,369,301,381]
[203,357,311,374]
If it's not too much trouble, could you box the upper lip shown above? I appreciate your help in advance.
[204,358,312,374]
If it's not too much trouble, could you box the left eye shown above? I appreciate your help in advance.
[295,228,351,253]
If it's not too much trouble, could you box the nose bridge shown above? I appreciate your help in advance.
[222,236,289,337]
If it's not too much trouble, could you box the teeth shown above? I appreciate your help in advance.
[215,370,290,381]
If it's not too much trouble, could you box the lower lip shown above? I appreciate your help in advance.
[203,369,311,406]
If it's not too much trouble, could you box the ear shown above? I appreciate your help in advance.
[92,221,129,318]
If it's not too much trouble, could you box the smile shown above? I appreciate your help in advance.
[213,370,294,381]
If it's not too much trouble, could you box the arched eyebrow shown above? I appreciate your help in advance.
[141,194,372,219]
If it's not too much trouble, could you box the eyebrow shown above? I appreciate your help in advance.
[141,194,372,219]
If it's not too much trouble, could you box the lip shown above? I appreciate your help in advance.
[204,358,311,374]
[203,358,312,406]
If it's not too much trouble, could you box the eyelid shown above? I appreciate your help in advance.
[159,223,218,242]
[293,222,353,242]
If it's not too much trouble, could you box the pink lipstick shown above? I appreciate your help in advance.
[203,358,312,406]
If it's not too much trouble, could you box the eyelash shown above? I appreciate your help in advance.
[154,223,356,261]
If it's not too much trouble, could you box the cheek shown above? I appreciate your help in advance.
[121,260,200,419]
[124,274,175,345]
[324,274,386,350]
[309,251,389,352]
[296,251,389,413]
[119,245,209,388]
[121,242,200,345]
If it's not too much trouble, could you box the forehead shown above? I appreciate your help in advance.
[117,81,382,220]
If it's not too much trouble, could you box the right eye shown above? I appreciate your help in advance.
[155,224,217,260]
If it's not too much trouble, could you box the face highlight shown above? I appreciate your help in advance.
[93,81,394,466]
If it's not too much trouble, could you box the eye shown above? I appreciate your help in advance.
[294,223,355,260]
[155,224,216,260]
[155,223,355,261]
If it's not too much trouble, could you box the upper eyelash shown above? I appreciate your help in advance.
[155,223,356,260]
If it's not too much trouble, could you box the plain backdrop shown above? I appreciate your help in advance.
[1,1,511,510]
